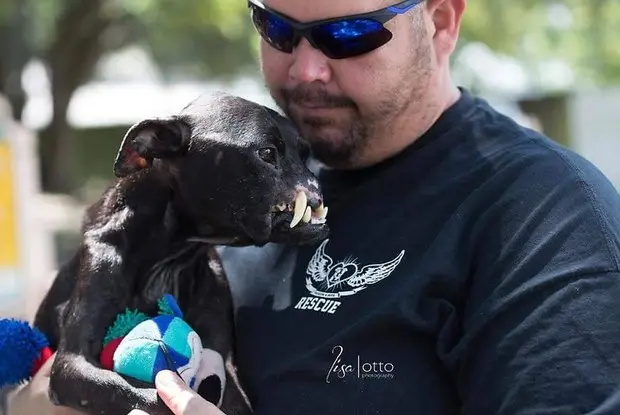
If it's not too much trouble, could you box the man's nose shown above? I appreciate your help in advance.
[288,39,332,84]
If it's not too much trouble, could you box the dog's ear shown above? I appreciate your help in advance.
[113,117,191,178]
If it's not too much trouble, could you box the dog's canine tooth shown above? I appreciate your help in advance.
[302,206,312,223]
[321,206,329,220]
[314,203,325,218]
[277,203,286,211]
[290,191,307,228]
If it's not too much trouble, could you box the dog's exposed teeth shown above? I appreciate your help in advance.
[290,191,308,228]
[320,206,328,220]
[283,192,329,228]
[302,206,312,223]
[315,203,327,220]
[310,205,328,225]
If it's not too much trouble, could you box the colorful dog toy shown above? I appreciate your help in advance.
[99,294,203,387]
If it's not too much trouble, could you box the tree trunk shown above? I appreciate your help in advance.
[39,80,75,194]
[38,0,134,195]
[0,0,30,121]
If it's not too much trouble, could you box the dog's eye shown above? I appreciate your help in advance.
[258,147,278,166]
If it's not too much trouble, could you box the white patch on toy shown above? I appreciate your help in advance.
[193,348,226,407]
[177,331,203,386]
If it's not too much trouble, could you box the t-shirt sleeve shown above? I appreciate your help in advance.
[458,146,620,414]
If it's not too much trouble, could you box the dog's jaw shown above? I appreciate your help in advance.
[175,189,330,247]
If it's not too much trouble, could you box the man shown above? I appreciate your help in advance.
[7,0,620,414]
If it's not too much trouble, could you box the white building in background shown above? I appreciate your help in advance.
[565,89,620,189]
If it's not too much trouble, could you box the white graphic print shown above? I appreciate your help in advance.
[304,239,405,300]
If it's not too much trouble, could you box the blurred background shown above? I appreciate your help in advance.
[0,0,619,321]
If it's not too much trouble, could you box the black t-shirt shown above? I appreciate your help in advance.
[219,88,620,414]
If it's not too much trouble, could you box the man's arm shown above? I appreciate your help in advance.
[458,148,620,414]
[460,270,620,414]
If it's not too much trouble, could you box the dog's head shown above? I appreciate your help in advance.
[113,92,329,246]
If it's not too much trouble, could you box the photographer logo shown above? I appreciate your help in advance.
[326,345,395,383]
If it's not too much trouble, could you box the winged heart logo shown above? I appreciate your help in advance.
[305,239,405,299]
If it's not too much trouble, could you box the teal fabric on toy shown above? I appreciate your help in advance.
[111,295,203,387]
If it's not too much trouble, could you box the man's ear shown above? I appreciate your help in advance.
[113,117,191,178]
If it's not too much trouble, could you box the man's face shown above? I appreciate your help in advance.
[256,0,435,168]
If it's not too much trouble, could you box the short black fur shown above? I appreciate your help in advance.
[33,92,329,415]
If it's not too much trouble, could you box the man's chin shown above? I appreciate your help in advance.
[294,105,350,120]
[297,122,347,150]
[305,137,357,169]
[283,103,360,165]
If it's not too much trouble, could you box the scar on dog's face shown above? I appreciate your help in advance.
[113,92,329,246]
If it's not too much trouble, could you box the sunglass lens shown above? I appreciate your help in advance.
[249,4,296,53]
[313,19,392,59]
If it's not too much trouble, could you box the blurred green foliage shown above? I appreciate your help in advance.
[460,0,620,85]
[118,0,259,80]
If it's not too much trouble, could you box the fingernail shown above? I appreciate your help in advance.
[156,370,183,387]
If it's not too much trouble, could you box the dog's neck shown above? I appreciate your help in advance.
[136,198,244,308]
[140,241,206,304]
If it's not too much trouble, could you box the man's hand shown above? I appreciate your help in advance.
[128,371,225,415]
[6,353,86,415]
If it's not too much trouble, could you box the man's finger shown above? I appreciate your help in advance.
[155,371,223,415]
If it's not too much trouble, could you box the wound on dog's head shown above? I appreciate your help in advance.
[113,117,191,178]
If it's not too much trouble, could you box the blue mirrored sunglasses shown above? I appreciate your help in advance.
[247,0,424,59]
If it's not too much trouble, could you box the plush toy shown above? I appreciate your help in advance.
[0,294,224,405]
[99,294,204,388]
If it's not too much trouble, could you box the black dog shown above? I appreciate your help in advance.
[32,92,329,415]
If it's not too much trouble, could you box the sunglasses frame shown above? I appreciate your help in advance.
[247,0,425,59]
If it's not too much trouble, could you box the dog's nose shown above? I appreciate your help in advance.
[307,193,323,209]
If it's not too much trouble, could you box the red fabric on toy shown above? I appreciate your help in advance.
[100,337,124,370]
[31,346,54,376]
